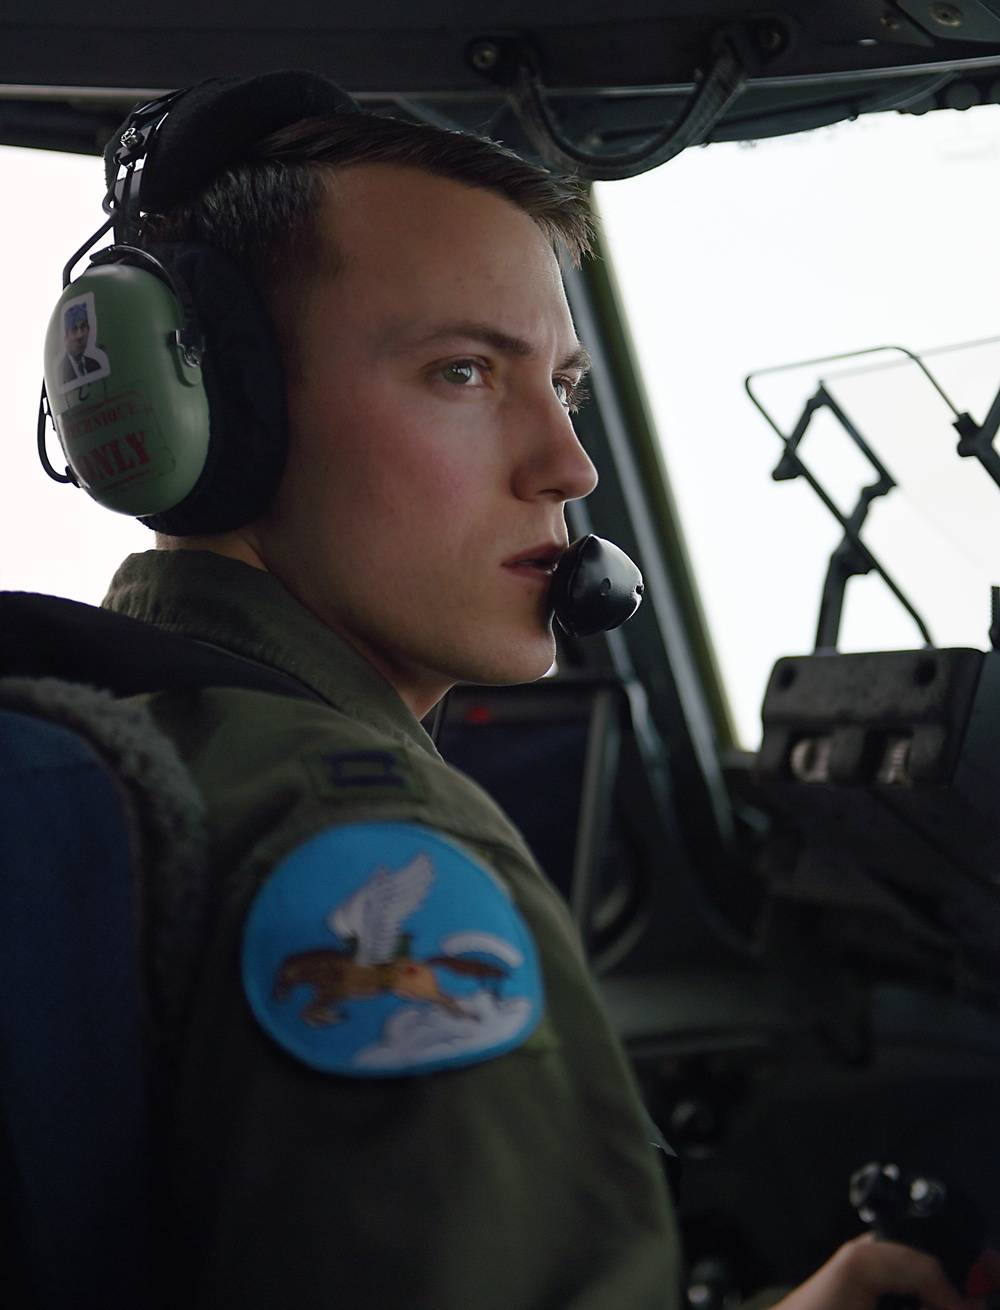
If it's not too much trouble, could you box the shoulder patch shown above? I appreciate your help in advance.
[242,822,543,1077]
[303,748,425,803]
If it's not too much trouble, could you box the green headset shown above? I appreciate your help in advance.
[39,71,357,536]
[38,70,644,633]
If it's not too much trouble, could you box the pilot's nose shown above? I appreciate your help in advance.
[514,392,599,504]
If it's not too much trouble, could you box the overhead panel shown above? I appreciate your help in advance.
[3,2,1000,164]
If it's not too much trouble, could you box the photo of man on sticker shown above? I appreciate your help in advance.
[58,293,109,391]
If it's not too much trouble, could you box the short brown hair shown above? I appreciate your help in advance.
[140,111,594,349]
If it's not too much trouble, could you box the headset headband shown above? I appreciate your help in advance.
[104,71,359,241]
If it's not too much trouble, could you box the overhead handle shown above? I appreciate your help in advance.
[469,24,786,181]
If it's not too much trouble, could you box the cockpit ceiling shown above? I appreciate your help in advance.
[4,1,1000,168]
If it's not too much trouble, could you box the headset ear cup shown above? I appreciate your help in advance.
[139,243,289,536]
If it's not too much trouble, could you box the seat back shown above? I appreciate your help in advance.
[0,590,320,1308]
[0,703,153,1310]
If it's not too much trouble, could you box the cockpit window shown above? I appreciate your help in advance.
[1,145,149,602]
[597,105,1000,746]
[7,107,1000,750]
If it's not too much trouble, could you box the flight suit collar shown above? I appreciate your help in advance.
[103,549,438,757]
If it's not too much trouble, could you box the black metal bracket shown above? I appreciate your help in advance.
[747,373,933,651]
[953,390,1000,490]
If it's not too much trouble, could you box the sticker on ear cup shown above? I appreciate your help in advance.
[242,822,543,1077]
[56,292,111,394]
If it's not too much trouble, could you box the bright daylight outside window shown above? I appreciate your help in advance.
[5,108,1000,751]
[1,146,150,605]
[597,105,1000,749]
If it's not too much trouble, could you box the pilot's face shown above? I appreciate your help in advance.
[250,164,597,717]
[66,316,89,361]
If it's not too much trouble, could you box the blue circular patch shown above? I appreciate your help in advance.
[242,822,543,1077]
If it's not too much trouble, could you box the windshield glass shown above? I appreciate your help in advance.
[1,145,149,602]
[6,107,1000,749]
[597,106,1000,746]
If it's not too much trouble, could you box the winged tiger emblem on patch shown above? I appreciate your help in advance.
[273,853,518,1027]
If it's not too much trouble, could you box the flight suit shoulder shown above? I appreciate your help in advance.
[143,684,557,915]
[140,685,679,1306]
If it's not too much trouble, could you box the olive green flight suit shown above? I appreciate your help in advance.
[105,549,680,1310]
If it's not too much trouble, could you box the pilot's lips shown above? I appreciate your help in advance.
[502,543,566,584]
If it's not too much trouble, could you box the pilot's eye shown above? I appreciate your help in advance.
[441,361,480,385]
[555,376,587,411]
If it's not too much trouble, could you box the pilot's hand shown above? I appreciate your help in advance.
[772,1234,982,1310]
